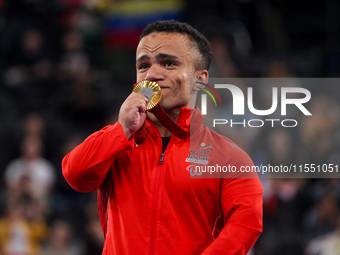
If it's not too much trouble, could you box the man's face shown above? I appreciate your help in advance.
[136,32,199,111]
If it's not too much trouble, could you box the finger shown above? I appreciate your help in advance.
[132,91,149,102]
[137,100,147,114]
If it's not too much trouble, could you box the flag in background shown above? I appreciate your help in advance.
[91,0,185,48]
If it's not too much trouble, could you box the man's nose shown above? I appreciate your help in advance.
[144,65,164,81]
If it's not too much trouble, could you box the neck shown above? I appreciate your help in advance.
[147,108,181,137]
[24,156,36,162]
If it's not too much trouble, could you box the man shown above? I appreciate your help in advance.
[62,20,263,254]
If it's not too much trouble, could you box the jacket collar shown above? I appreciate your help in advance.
[177,107,204,136]
[146,107,204,138]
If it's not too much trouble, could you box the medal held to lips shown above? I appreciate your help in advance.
[132,80,162,111]
[132,80,189,143]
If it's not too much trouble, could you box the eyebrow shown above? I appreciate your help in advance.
[136,53,179,64]
[136,55,150,63]
[156,53,178,61]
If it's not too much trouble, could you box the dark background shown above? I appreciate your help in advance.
[0,0,339,254]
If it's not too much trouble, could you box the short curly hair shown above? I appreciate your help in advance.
[140,20,212,71]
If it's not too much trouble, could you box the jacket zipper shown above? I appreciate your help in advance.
[149,141,169,254]
[158,153,164,164]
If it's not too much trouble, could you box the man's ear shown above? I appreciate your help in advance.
[193,70,209,91]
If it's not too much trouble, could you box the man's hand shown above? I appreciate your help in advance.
[118,92,149,140]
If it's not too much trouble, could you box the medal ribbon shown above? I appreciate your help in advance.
[133,80,189,143]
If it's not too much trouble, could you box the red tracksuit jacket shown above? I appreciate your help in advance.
[62,108,263,255]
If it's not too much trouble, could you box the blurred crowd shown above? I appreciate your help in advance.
[0,0,339,255]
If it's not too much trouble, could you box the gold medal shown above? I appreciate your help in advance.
[133,80,189,143]
[133,80,162,111]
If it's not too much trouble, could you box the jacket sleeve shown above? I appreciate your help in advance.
[202,148,263,255]
[62,122,135,193]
